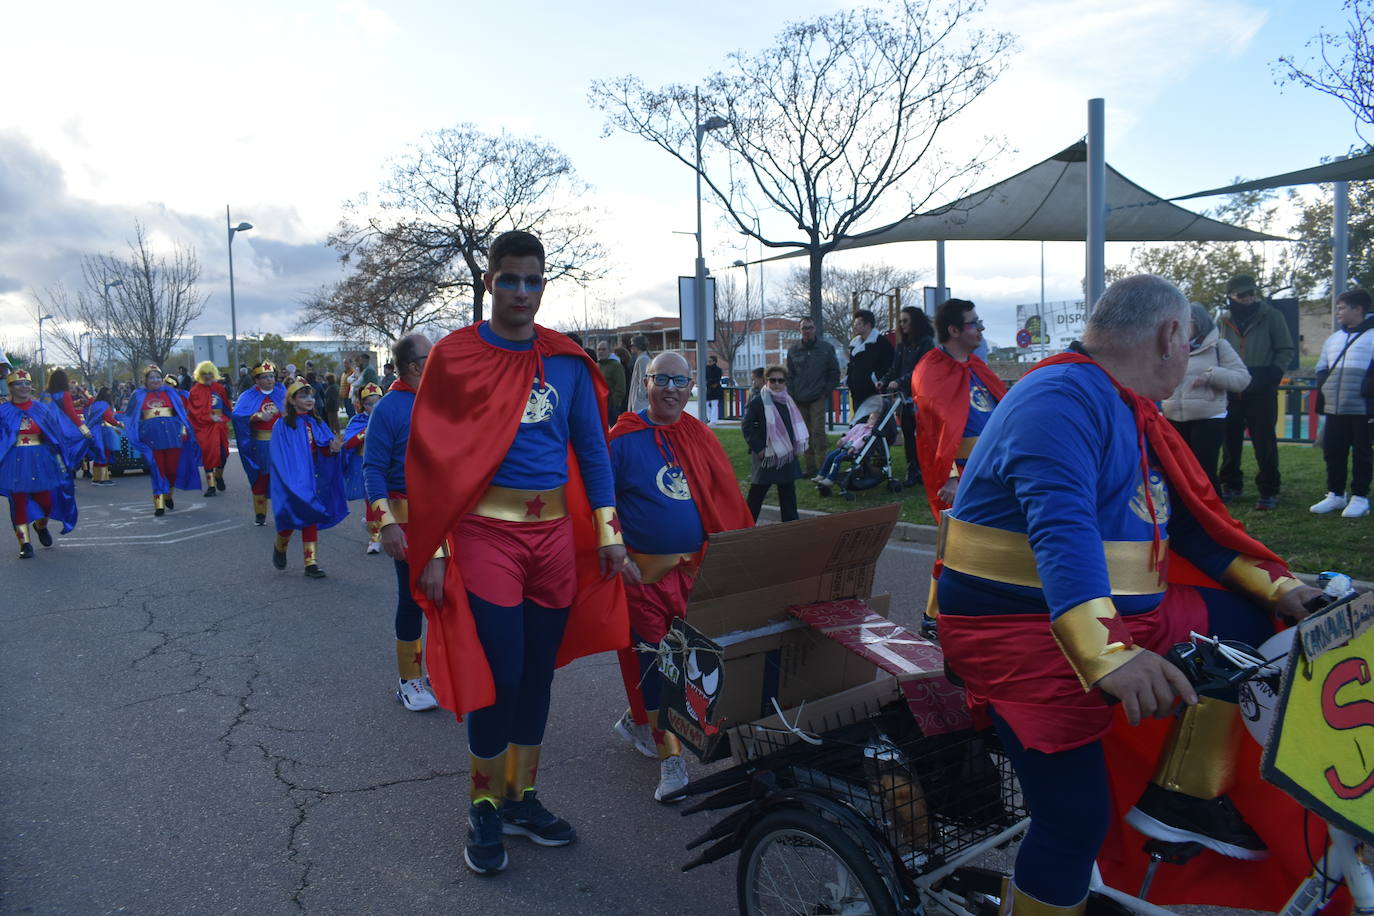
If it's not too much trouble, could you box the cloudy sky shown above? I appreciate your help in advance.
[0,0,1359,359]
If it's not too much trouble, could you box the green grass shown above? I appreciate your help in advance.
[711,429,1374,581]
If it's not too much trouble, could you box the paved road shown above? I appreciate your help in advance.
[1,460,935,916]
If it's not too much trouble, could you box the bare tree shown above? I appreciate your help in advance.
[711,272,757,374]
[590,0,1013,331]
[1277,0,1374,143]
[555,290,621,343]
[781,262,926,344]
[330,125,607,326]
[34,223,206,379]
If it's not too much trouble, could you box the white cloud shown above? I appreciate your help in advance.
[339,0,400,41]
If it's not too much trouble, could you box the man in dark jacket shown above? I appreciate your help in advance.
[595,340,626,427]
[1217,275,1295,510]
[786,318,840,477]
[846,308,894,408]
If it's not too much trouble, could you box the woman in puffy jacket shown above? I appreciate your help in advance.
[1163,303,1250,493]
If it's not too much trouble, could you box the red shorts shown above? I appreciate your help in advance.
[455,514,577,609]
[938,584,1208,754]
[625,565,696,643]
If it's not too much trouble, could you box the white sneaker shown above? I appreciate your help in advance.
[815,476,834,487]
[611,709,657,759]
[365,541,382,554]
[1310,492,1348,514]
[655,755,689,803]
[396,678,438,711]
[1342,495,1370,518]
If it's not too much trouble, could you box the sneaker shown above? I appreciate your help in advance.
[1311,492,1348,514]
[1254,495,1278,511]
[304,564,326,579]
[18,543,34,559]
[1342,495,1370,518]
[204,487,216,498]
[254,513,266,526]
[611,709,657,759]
[1125,784,1267,860]
[1220,488,1242,503]
[154,507,165,517]
[655,755,689,803]
[396,678,438,712]
[272,547,287,570]
[165,496,174,510]
[501,790,576,846]
[815,476,834,488]
[215,476,226,492]
[464,800,508,875]
[35,527,53,548]
[366,541,382,555]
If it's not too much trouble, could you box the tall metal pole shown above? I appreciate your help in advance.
[102,278,122,388]
[694,89,710,421]
[38,317,46,387]
[227,205,239,377]
[935,240,947,298]
[1086,98,1107,309]
[1333,155,1349,327]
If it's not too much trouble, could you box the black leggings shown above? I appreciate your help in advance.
[747,482,798,522]
[1324,414,1373,497]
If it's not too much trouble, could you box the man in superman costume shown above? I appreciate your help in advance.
[405,231,629,877]
[188,360,234,498]
[232,363,286,526]
[911,298,1007,523]
[123,365,203,517]
[608,351,755,803]
[0,368,85,558]
[933,276,1326,915]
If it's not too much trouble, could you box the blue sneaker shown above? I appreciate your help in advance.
[464,800,508,875]
[501,790,576,846]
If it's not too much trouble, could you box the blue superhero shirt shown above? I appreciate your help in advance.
[610,410,706,555]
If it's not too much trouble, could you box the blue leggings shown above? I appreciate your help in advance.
[465,592,570,758]
[391,557,424,642]
[632,629,662,711]
[997,587,1273,905]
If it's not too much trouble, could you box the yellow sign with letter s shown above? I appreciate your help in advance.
[1261,592,1374,845]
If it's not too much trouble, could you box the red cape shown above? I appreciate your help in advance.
[910,349,1007,522]
[1032,352,1332,912]
[188,382,233,462]
[609,410,754,539]
[405,323,628,719]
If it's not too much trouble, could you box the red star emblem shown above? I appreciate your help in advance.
[411,649,422,668]
[608,511,622,535]
[525,494,545,518]
[1097,613,1135,646]
[472,770,491,791]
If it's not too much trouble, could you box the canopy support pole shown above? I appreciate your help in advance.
[1333,155,1349,326]
[1086,98,1107,309]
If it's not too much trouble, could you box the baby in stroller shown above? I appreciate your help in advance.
[813,394,903,498]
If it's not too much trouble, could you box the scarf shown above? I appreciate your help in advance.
[849,326,879,357]
[759,390,808,467]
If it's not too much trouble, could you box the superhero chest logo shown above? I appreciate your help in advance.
[1129,469,1171,525]
[521,380,559,425]
[656,465,692,501]
[255,401,279,422]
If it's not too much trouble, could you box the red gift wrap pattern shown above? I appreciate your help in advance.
[789,599,971,735]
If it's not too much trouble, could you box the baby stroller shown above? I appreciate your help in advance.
[816,394,903,501]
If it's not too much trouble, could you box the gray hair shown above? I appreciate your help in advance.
[1086,275,1189,348]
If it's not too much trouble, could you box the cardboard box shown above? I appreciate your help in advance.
[660,505,901,762]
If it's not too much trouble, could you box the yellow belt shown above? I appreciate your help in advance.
[942,515,1167,595]
[471,485,566,522]
[251,430,273,441]
[16,436,43,447]
[628,550,699,585]
[141,407,174,419]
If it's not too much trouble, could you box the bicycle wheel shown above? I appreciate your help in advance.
[737,808,898,916]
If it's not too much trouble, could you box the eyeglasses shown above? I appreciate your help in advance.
[767,377,787,385]
[493,273,545,292]
[963,319,985,331]
[650,374,691,389]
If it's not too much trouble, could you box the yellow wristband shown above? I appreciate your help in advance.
[593,506,624,549]
[1051,597,1144,690]
[1222,555,1303,612]
[369,498,398,529]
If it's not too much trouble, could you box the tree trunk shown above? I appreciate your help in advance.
[808,246,825,334]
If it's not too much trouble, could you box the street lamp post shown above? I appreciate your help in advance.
[37,314,54,387]
[693,89,728,421]
[732,259,752,375]
[103,278,123,387]
[227,206,254,377]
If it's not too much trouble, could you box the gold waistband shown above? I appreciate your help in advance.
[942,515,1167,595]
[472,485,566,522]
[141,406,174,419]
[251,430,273,441]
[16,436,43,447]
[628,550,700,585]
[954,436,979,460]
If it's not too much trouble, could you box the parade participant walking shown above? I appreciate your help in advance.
[123,365,202,517]
[934,276,1323,914]
[231,363,286,526]
[910,298,1007,522]
[268,378,346,578]
[342,381,385,555]
[362,334,440,712]
[188,360,234,498]
[1,368,85,557]
[786,318,840,478]
[84,386,123,486]
[404,230,628,876]
[609,351,754,801]
[1310,288,1374,518]
[742,364,808,522]
[42,369,94,439]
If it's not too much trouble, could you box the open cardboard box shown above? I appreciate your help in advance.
[660,504,900,762]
